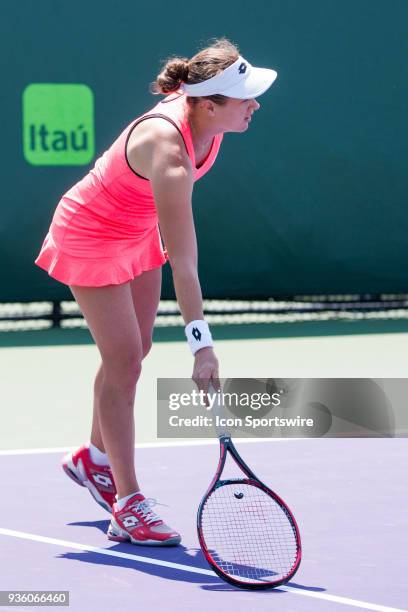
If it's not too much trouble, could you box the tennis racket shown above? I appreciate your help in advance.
[197,384,302,589]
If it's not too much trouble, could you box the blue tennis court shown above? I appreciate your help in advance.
[1,438,406,612]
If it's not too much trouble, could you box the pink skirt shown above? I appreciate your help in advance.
[35,217,168,287]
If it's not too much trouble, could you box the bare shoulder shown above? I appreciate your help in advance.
[127,117,190,179]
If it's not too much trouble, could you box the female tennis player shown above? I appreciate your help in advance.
[35,38,277,546]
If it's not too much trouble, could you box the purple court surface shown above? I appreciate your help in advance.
[0,439,407,612]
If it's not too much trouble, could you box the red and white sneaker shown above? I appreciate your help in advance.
[62,445,116,513]
[107,493,181,546]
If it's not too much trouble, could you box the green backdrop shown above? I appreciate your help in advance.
[1,0,407,301]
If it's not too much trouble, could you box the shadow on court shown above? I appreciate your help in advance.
[200,582,325,593]
[62,520,322,594]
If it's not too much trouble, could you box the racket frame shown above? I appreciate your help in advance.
[197,434,302,590]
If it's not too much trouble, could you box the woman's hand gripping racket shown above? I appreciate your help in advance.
[197,384,302,589]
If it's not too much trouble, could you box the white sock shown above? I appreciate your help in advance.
[116,490,141,510]
[88,442,109,466]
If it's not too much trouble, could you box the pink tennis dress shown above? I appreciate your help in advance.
[34,93,223,286]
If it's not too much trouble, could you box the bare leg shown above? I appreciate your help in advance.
[71,268,162,497]
[70,282,142,499]
[129,266,162,357]
[88,267,162,455]
[90,362,105,451]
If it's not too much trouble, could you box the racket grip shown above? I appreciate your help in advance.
[208,383,229,439]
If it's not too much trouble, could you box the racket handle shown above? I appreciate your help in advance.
[208,383,229,439]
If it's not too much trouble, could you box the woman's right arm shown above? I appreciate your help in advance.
[127,119,220,390]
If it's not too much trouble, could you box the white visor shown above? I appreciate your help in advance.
[180,55,277,99]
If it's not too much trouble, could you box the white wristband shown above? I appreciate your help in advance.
[185,320,213,355]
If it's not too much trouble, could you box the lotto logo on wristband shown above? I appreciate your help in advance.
[192,327,202,341]
[185,320,213,355]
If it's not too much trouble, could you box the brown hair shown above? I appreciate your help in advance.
[150,37,239,106]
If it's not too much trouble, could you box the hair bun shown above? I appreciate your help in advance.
[165,58,189,83]
[151,56,189,95]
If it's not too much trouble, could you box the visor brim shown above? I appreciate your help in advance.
[222,67,278,99]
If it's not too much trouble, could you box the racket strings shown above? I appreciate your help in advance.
[200,482,299,584]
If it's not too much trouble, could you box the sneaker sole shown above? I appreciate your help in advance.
[107,518,181,547]
[62,453,113,513]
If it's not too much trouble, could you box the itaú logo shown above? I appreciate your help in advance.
[23,83,95,166]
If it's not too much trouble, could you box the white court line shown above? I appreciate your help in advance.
[0,438,300,456]
[0,447,77,456]
[0,527,406,612]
